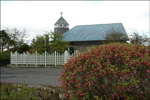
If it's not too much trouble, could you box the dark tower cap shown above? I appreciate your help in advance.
[54,12,69,25]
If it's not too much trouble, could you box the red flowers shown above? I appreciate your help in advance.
[93,68,97,72]
[123,61,127,64]
[123,75,127,80]
[133,70,136,75]
[112,94,115,99]
[58,78,61,81]
[79,92,83,96]
[76,80,79,83]
[146,70,149,73]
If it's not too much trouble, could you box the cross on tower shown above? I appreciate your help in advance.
[60,12,63,17]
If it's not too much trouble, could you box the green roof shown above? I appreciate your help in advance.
[54,16,69,25]
[63,23,128,41]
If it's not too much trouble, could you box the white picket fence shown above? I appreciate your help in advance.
[10,50,78,66]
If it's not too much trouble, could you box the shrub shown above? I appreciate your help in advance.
[60,43,150,100]
[0,82,37,100]
[0,51,10,60]
[0,51,10,66]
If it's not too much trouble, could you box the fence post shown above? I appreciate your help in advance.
[45,51,47,67]
[16,51,17,66]
[74,51,75,61]
[21,53,23,65]
[74,50,78,61]
[10,52,12,65]
[56,52,57,66]
[26,51,28,66]
[64,50,67,64]
[23,52,24,65]
[36,51,37,66]
[55,51,56,66]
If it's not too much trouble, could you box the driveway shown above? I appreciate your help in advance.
[0,67,62,86]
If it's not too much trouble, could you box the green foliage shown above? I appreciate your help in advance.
[49,32,70,54]
[0,82,37,100]
[0,50,11,65]
[18,43,30,53]
[0,51,10,60]
[30,32,52,54]
[0,30,11,52]
[0,28,29,53]
[60,43,150,100]
[30,35,47,54]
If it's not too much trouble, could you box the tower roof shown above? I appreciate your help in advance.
[54,16,69,25]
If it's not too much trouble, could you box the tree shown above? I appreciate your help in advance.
[30,35,46,54]
[105,29,129,43]
[129,30,150,46]
[43,32,51,52]
[146,37,150,46]
[30,31,52,54]
[129,32,142,44]
[30,31,70,54]
[0,30,10,53]
[49,32,70,53]
[18,43,30,53]
[5,28,29,52]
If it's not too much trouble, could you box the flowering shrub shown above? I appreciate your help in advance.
[60,43,150,100]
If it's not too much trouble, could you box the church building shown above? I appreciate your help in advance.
[54,13,128,52]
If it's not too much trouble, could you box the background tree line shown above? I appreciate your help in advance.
[0,28,149,66]
[105,28,150,46]
[0,28,29,53]
[30,31,70,54]
[0,28,70,66]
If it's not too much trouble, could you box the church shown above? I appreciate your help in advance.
[54,12,128,52]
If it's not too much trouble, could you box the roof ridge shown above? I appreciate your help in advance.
[75,23,122,27]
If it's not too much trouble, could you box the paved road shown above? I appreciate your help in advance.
[0,67,62,86]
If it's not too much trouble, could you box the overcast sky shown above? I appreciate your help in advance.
[1,1,150,43]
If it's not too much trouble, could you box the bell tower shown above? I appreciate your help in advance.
[54,12,69,34]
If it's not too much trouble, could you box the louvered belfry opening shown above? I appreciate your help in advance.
[54,12,69,34]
